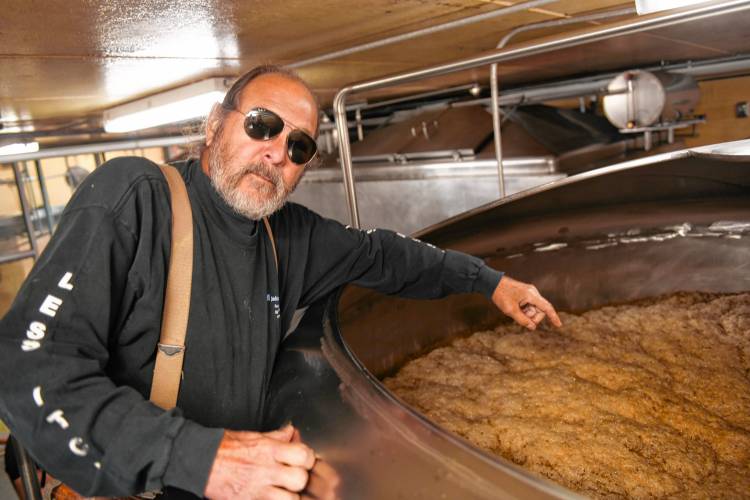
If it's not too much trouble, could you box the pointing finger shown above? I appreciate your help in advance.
[532,297,563,327]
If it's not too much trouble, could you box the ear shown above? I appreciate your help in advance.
[204,103,223,147]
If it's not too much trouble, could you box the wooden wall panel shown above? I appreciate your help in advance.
[685,76,750,147]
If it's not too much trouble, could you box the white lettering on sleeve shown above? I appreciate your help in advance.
[26,321,46,341]
[32,386,44,407]
[57,272,74,291]
[39,295,63,317]
[21,340,41,352]
[46,409,69,429]
[69,438,89,457]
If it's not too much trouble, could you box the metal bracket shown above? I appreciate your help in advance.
[158,344,185,356]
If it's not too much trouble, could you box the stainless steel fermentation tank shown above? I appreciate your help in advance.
[265,143,750,499]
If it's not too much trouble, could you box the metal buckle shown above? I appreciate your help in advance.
[157,343,184,356]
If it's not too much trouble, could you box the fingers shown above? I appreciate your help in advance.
[304,459,342,500]
[507,305,539,330]
[259,485,302,500]
[492,276,563,330]
[531,296,563,328]
[272,440,316,469]
[204,427,316,500]
[268,463,310,492]
[522,304,544,324]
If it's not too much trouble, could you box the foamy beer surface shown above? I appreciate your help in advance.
[385,292,750,499]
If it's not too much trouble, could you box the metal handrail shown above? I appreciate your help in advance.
[333,0,750,228]
[490,6,636,198]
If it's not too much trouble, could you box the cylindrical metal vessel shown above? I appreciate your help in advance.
[603,70,700,128]
[266,142,750,499]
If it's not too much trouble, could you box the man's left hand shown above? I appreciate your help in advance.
[491,275,562,330]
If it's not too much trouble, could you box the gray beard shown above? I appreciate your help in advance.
[207,143,297,220]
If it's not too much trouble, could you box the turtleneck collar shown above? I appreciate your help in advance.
[184,158,263,247]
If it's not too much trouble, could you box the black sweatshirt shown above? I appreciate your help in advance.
[0,157,502,497]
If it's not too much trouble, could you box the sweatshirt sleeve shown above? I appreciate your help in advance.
[292,207,503,307]
[0,162,222,497]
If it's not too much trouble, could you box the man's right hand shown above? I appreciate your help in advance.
[204,425,315,500]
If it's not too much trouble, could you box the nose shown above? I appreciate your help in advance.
[261,131,288,166]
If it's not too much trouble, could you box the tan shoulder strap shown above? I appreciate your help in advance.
[150,164,193,410]
[262,216,278,271]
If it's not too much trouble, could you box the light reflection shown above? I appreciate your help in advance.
[0,109,35,133]
[503,222,750,259]
[97,1,239,100]
[0,142,39,156]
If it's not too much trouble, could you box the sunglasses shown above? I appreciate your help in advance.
[233,107,317,165]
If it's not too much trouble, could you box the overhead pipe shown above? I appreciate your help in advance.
[359,83,479,111]
[490,6,637,198]
[0,250,37,265]
[453,54,750,109]
[287,0,559,70]
[0,134,203,164]
[496,7,636,49]
[334,0,750,228]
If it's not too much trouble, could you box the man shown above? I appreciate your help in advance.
[0,65,560,499]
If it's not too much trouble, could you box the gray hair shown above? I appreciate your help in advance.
[189,64,321,159]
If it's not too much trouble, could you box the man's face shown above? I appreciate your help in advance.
[203,73,318,220]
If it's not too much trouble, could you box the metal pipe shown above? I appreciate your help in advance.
[287,0,558,69]
[454,54,750,109]
[0,250,37,265]
[12,162,40,258]
[319,115,394,132]
[355,108,364,141]
[334,0,750,227]
[21,162,41,234]
[302,157,558,183]
[360,83,478,110]
[10,435,42,500]
[627,76,636,127]
[490,65,506,198]
[0,134,203,164]
[497,7,636,48]
[333,91,360,227]
[490,7,636,198]
[35,160,55,234]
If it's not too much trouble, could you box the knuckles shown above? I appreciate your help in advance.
[287,467,310,491]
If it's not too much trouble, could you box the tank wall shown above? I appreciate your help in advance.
[338,158,750,377]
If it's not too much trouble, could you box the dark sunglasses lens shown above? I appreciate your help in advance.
[244,109,284,140]
[287,130,317,165]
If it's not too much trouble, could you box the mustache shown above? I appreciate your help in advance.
[229,162,281,187]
